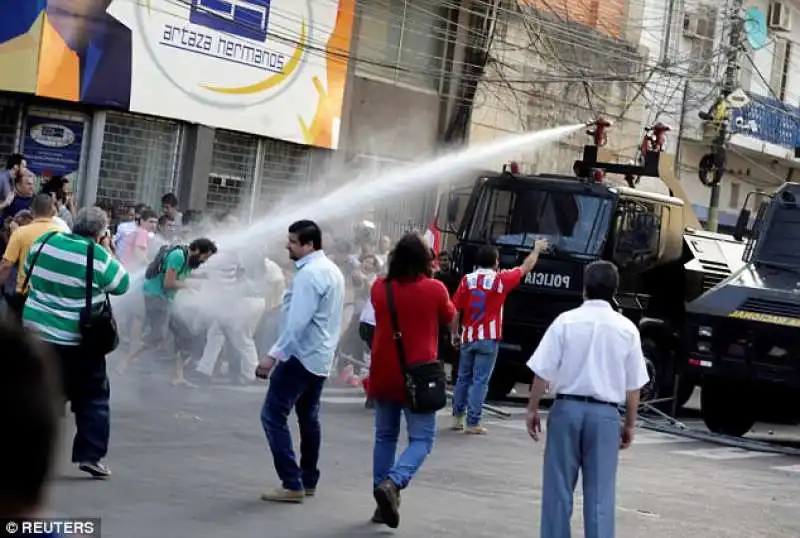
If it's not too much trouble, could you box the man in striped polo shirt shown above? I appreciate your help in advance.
[450,240,547,434]
[22,206,130,478]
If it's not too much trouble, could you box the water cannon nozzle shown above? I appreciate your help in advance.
[586,117,613,147]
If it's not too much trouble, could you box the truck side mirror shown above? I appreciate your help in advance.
[446,197,460,224]
[732,208,751,242]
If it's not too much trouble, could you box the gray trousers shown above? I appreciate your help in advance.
[541,399,620,538]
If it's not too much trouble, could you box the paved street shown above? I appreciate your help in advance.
[48,374,800,538]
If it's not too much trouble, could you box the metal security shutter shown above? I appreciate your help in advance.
[207,130,258,214]
[256,138,316,213]
[351,154,429,239]
[0,98,21,159]
[97,112,182,209]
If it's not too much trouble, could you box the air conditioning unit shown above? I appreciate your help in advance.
[683,13,713,39]
[768,2,792,32]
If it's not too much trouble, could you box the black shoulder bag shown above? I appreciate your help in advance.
[78,242,120,355]
[6,231,59,317]
[385,280,447,413]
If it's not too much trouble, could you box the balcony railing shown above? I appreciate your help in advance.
[731,93,800,149]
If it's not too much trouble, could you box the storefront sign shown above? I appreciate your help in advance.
[22,117,85,179]
[18,0,355,150]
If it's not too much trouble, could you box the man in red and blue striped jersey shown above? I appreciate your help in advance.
[451,240,547,434]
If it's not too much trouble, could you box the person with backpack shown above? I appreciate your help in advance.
[117,238,217,384]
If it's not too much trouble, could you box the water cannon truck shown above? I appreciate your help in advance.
[683,183,800,436]
[442,119,746,409]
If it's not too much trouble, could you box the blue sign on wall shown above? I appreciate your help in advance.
[22,116,85,178]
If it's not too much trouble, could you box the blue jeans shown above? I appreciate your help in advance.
[372,400,436,490]
[55,344,111,463]
[541,399,621,538]
[260,357,326,491]
[452,339,499,426]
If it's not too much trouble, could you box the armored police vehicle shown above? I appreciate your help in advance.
[443,120,745,405]
[683,183,800,436]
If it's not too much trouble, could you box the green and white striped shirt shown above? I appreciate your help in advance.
[22,233,130,346]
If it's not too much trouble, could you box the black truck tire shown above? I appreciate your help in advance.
[487,367,518,400]
[700,380,756,437]
[642,337,693,413]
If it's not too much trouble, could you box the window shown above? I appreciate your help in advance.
[465,184,615,256]
[354,0,447,91]
[686,9,717,79]
[770,38,792,101]
[752,189,766,211]
[729,181,741,209]
[613,200,662,269]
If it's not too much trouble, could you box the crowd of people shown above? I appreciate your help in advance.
[1,151,651,538]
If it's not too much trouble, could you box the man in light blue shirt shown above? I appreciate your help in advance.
[256,219,345,503]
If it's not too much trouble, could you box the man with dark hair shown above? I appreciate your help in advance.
[123,237,217,383]
[525,260,650,538]
[2,171,36,221]
[0,193,66,319]
[40,175,74,229]
[450,240,547,433]
[148,214,175,259]
[0,319,61,519]
[255,219,345,503]
[0,154,26,209]
[161,193,183,227]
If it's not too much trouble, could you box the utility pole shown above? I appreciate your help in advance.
[707,0,745,232]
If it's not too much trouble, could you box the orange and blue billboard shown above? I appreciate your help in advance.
[0,0,355,150]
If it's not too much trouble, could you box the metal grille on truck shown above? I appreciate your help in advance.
[740,297,800,318]
[699,259,731,292]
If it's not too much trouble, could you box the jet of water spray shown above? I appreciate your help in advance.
[217,123,583,253]
[115,123,582,303]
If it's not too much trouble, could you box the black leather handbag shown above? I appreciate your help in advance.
[385,280,447,414]
[78,242,119,355]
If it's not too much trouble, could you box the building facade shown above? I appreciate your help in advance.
[0,0,480,235]
[465,0,648,179]
[636,0,800,231]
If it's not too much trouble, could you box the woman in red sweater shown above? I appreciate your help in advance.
[366,233,456,528]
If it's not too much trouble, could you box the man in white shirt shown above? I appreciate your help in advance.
[194,249,267,385]
[525,260,649,538]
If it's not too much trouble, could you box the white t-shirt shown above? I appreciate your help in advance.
[360,299,376,326]
[52,216,70,232]
[114,220,136,252]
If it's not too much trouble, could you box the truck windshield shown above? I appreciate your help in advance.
[465,184,614,256]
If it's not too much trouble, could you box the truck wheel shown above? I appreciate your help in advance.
[641,337,693,413]
[487,370,517,400]
[701,380,755,437]
[675,381,695,410]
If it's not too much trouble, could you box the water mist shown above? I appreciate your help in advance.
[109,124,583,401]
